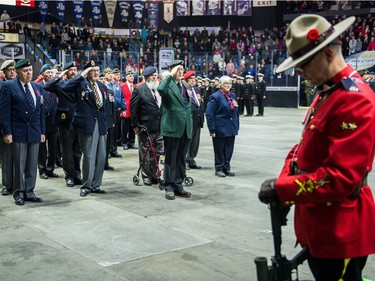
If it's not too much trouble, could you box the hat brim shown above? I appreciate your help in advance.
[276,16,355,73]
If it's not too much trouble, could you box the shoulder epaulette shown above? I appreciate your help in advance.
[340,77,360,92]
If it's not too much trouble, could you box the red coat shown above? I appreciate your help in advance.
[275,65,375,259]
[120,82,133,119]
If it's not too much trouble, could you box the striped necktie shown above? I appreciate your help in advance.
[92,83,103,108]
[24,83,35,107]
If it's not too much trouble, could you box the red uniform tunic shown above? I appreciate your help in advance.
[275,65,375,259]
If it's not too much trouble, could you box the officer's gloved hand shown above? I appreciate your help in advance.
[258,178,279,204]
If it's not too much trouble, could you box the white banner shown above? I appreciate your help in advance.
[164,3,174,23]
[345,51,375,71]
[253,0,277,7]
[104,0,117,28]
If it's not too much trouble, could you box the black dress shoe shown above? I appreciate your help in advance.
[151,178,159,185]
[1,187,11,196]
[110,153,122,158]
[224,170,235,177]
[74,178,83,185]
[190,165,201,169]
[215,171,226,177]
[25,196,43,203]
[185,165,191,170]
[143,178,152,186]
[165,191,175,200]
[91,187,106,194]
[46,172,59,178]
[66,178,75,187]
[39,173,49,179]
[123,144,129,150]
[15,198,25,205]
[80,188,90,197]
[104,165,115,171]
[175,189,191,198]
[55,160,63,168]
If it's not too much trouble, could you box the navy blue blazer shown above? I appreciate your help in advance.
[62,75,108,136]
[206,90,240,138]
[39,80,58,134]
[0,78,45,142]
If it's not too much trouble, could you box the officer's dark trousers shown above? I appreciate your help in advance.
[308,255,367,281]
[212,136,235,173]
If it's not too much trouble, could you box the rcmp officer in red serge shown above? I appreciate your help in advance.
[258,15,375,280]
[61,61,107,197]
[0,59,45,205]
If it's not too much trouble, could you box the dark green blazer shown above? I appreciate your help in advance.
[157,75,192,138]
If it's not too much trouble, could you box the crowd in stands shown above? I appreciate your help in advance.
[1,2,375,84]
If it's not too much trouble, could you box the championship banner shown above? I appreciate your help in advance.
[38,0,48,23]
[132,1,145,26]
[207,0,221,15]
[236,0,252,16]
[147,1,159,29]
[73,0,84,25]
[223,0,235,15]
[118,1,130,25]
[104,0,116,28]
[163,2,173,23]
[90,0,102,25]
[56,0,65,23]
[253,0,277,7]
[192,0,205,16]
[0,33,20,43]
[176,0,190,16]
[0,43,25,59]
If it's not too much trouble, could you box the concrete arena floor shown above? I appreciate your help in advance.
[0,107,374,281]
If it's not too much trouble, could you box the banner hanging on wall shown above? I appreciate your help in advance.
[147,1,159,29]
[176,0,190,16]
[132,1,145,26]
[191,0,205,15]
[90,0,102,25]
[38,0,48,23]
[163,1,174,23]
[118,1,130,25]
[236,0,252,16]
[207,0,221,15]
[104,0,116,28]
[223,0,235,15]
[56,0,65,23]
[73,0,84,25]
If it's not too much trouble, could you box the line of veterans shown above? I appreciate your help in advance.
[0,57,243,204]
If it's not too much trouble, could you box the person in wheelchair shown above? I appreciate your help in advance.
[259,14,375,281]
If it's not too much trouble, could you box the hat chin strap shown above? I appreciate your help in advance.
[290,26,334,60]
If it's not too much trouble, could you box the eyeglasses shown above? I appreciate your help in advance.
[294,50,322,74]
[5,67,16,72]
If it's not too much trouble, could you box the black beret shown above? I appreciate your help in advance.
[15,59,31,70]
[63,61,77,71]
[143,66,157,77]
[169,60,183,69]
[126,71,134,76]
[39,64,51,75]
[83,60,97,70]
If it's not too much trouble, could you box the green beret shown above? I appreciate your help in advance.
[169,60,183,69]
[53,64,62,71]
[112,68,120,74]
[104,67,112,73]
[15,59,31,70]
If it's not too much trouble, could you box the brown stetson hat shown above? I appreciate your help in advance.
[276,15,355,73]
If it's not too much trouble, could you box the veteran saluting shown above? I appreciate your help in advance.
[0,59,45,205]
[61,61,108,197]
